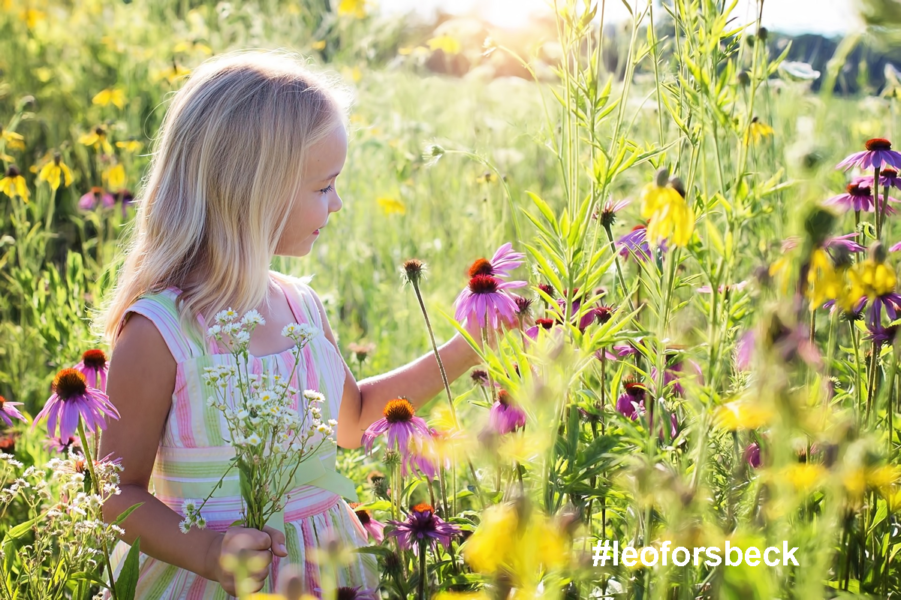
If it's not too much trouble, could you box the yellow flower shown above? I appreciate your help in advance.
[116,140,143,153]
[846,258,896,302]
[744,116,774,145]
[0,165,29,203]
[92,88,126,109]
[311,40,327,50]
[806,248,845,310]
[462,502,568,584]
[173,40,213,55]
[19,8,45,29]
[79,127,114,154]
[427,34,462,55]
[377,197,406,215]
[36,153,74,191]
[341,66,362,83]
[640,171,694,247]
[102,163,126,190]
[153,61,191,84]
[1,128,25,150]
[713,400,774,431]
[337,0,367,18]
[782,463,826,492]
[476,171,498,184]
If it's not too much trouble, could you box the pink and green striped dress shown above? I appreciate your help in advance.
[105,271,379,599]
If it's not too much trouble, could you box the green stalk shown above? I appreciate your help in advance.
[78,422,119,600]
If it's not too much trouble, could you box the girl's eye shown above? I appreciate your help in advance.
[319,184,334,194]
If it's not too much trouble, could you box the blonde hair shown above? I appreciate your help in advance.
[94,49,352,351]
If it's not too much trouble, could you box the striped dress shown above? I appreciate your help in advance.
[104,271,379,599]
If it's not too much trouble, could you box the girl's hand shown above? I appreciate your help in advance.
[206,525,288,595]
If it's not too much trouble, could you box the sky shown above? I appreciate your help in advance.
[378,0,863,36]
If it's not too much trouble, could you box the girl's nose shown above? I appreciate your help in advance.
[330,193,343,213]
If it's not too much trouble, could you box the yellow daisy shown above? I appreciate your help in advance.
[377,196,406,215]
[640,169,695,247]
[79,127,114,154]
[92,88,126,109]
[37,153,74,191]
[744,116,775,145]
[0,165,29,203]
[0,127,25,150]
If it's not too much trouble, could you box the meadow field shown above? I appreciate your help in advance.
[2,0,901,598]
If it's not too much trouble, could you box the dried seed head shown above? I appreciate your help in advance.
[401,259,425,286]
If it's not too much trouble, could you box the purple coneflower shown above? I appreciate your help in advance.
[525,318,556,340]
[33,368,120,440]
[335,586,380,600]
[0,395,26,427]
[78,187,115,210]
[467,243,525,280]
[454,274,527,330]
[597,198,630,228]
[361,398,431,456]
[825,233,866,254]
[470,369,489,387]
[823,182,894,213]
[349,502,387,543]
[837,138,901,171]
[387,502,461,555]
[488,390,527,435]
[616,382,646,420]
[650,359,704,396]
[854,166,901,191]
[400,448,439,479]
[74,349,109,393]
[745,442,761,469]
[617,225,667,261]
[45,435,81,454]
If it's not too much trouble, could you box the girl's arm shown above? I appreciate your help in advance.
[99,314,285,593]
[308,292,484,449]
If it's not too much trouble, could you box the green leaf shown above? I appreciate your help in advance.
[115,537,141,600]
[112,502,145,527]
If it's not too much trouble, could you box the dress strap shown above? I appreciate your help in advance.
[115,289,208,364]
[270,271,321,330]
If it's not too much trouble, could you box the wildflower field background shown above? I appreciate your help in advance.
[4,0,901,598]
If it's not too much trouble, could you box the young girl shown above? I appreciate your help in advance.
[97,50,488,598]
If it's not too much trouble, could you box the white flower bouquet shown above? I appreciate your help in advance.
[180,309,336,533]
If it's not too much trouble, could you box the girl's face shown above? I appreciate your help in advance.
[276,123,347,257]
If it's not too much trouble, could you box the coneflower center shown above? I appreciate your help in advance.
[624,381,646,397]
[847,183,872,197]
[0,396,5,409]
[468,274,500,294]
[354,509,372,524]
[536,318,555,329]
[497,390,512,406]
[5,166,19,178]
[82,349,108,369]
[882,167,898,178]
[468,258,494,277]
[411,502,434,514]
[53,368,88,399]
[866,138,893,151]
[383,398,415,423]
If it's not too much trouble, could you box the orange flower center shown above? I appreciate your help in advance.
[82,349,107,369]
[468,274,500,294]
[468,258,494,277]
[383,398,415,423]
[497,389,513,407]
[882,167,898,177]
[536,318,555,329]
[866,138,892,151]
[53,368,88,399]
[412,502,434,514]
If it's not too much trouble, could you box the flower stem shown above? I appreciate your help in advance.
[78,422,119,600]
[418,542,427,600]
[411,280,457,422]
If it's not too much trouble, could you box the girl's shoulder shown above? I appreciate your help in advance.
[269,270,324,326]
[116,286,205,364]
